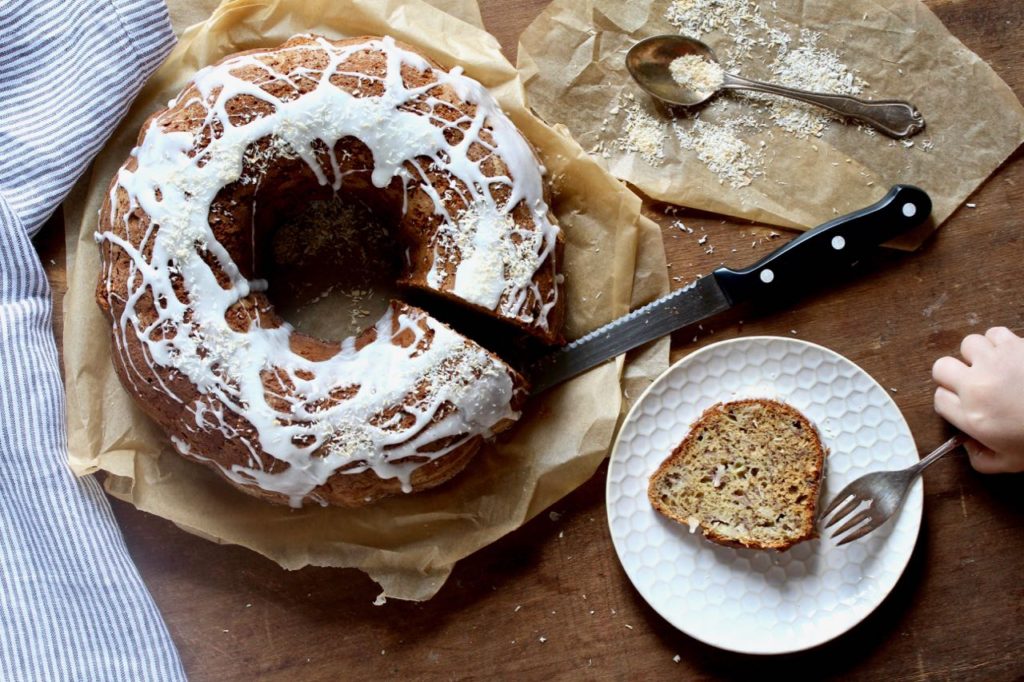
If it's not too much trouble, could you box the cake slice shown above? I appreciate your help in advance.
[647,399,826,551]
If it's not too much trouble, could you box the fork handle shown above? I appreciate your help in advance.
[910,434,968,476]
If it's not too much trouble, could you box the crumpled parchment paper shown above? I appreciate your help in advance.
[518,0,1024,249]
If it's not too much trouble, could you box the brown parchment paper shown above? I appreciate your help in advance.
[519,0,1024,249]
[61,0,669,601]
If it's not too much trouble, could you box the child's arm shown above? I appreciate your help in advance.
[932,326,1024,473]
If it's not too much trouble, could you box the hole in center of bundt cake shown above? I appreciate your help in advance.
[221,135,407,341]
[264,194,401,339]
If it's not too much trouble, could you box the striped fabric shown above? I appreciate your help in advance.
[0,1,186,680]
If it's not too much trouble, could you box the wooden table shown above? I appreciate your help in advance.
[37,0,1024,679]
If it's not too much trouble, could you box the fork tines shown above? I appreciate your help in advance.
[820,492,877,546]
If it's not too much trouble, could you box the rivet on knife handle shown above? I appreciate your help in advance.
[528,185,932,394]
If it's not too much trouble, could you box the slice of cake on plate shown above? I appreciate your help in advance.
[648,399,826,551]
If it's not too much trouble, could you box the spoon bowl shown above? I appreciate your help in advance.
[626,34,925,138]
[626,35,722,107]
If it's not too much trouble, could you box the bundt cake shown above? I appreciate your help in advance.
[95,35,564,507]
[648,399,826,551]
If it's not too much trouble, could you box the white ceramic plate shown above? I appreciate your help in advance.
[607,336,921,654]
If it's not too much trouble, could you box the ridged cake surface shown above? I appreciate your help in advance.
[95,35,562,507]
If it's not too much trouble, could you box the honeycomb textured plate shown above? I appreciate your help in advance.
[607,336,920,654]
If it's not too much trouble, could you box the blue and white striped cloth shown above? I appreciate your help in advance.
[1,1,186,679]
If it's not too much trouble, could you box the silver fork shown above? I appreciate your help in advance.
[820,434,967,545]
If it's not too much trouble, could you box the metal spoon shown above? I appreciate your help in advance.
[625,35,925,138]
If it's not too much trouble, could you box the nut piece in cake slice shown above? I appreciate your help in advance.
[647,399,826,551]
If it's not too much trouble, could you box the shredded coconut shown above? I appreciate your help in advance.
[763,33,867,138]
[665,0,791,67]
[674,117,765,188]
[669,54,724,95]
[432,200,544,310]
[617,97,668,164]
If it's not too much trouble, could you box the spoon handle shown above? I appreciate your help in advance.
[721,73,925,138]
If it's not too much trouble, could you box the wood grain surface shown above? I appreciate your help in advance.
[36,0,1023,679]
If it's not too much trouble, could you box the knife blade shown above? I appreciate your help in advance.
[528,184,931,394]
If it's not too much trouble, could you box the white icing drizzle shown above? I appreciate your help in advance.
[95,35,556,507]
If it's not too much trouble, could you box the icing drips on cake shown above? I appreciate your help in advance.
[96,35,555,506]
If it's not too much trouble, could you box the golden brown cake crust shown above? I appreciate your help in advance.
[95,35,559,508]
[647,399,826,551]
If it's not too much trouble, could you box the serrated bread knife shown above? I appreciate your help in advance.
[528,184,931,394]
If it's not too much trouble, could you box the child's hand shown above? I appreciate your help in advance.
[932,326,1024,473]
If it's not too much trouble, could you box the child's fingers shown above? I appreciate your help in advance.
[932,355,968,390]
[960,333,993,364]
[963,440,1006,474]
[933,386,966,426]
[985,326,1019,346]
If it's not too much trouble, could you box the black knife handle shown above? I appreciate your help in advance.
[712,185,931,305]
